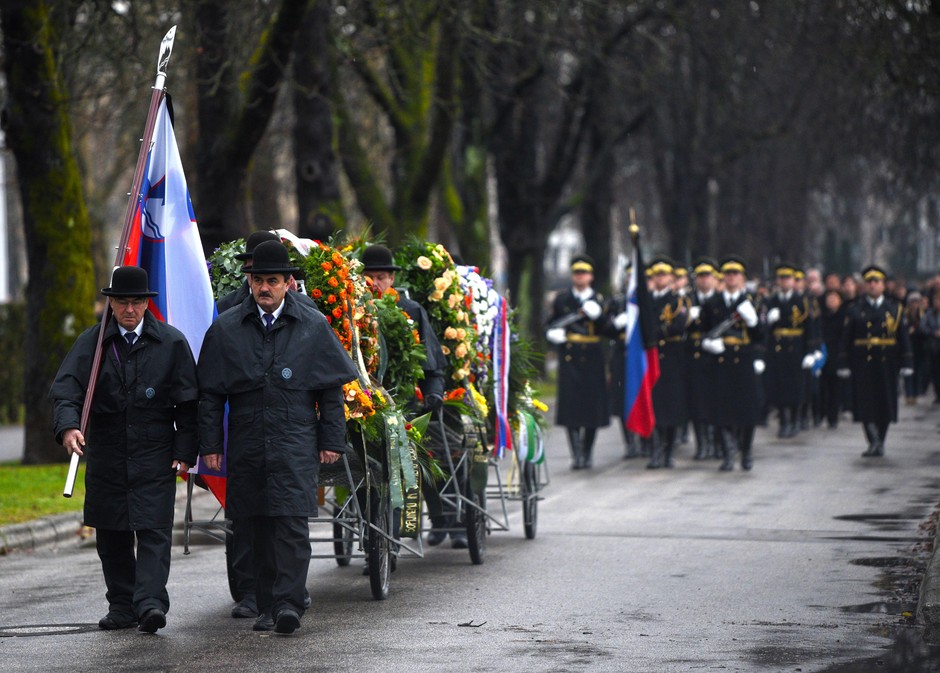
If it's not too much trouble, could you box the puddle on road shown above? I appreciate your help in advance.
[813,627,940,672]
[840,601,916,614]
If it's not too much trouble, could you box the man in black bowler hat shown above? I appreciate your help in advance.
[50,266,199,634]
[216,230,281,313]
[199,240,357,634]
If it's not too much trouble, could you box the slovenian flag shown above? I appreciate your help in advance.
[121,97,216,358]
[624,239,659,438]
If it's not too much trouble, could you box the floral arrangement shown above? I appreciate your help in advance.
[207,238,247,299]
[369,285,427,405]
[297,242,357,348]
[456,265,501,388]
[343,379,385,421]
[394,240,478,386]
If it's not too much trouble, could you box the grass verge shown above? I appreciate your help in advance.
[0,463,85,526]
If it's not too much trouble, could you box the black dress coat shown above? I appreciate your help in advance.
[838,296,913,424]
[762,292,813,407]
[547,287,610,429]
[699,292,765,427]
[650,289,689,427]
[602,295,627,421]
[686,290,717,423]
[198,291,358,518]
[50,312,199,530]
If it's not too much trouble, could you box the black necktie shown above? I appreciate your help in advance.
[125,332,137,347]
[263,314,275,331]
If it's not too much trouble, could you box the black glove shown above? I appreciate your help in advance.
[423,393,443,413]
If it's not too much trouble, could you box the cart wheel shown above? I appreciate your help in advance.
[368,493,391,600]
[333,507,354,567]
[522,461,538,540]
[466,491,486,565]
[224,520,242,602]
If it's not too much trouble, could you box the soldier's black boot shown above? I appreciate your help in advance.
[862,423,879,457]
[582,428,596,468]
[777,408,791,439]
[874,424,888,457]
[799,404,810,431]
[719,428,737,472]
[622,426,640,459]
[739,426,755,471]
[646,429,663,469]
[707,425,720,459]
[693,423,708,460]
[663,427,677,468]
[567,427,584,469]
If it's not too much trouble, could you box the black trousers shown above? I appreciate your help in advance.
[229,517,256,600]
[96,527,172,621]
[251,515,310,618]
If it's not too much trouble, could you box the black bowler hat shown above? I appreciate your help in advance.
[242,240,299,275]
[361,245,401,271]
[235,231,280,261]
[101,266,158,298]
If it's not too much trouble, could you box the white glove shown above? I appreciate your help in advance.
[813,350,823,363]
[837,368,851,379]
[801,354,816,369]
[546,327,567,345]
[688,306,701,321]
[766,307,780,325]
[753,359,766,375]
[736,300,758,327]
[581,300,602,320]
[613,312,629,330]
[900,367,914,377]
[702,338,725,355]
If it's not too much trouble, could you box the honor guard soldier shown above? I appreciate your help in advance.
[645,256,690,468]
[686,257,720,459]
[699,256,765,471]
[603,261,641,458]
[546,254,610,469]
[836,264,914,457]
[763,263,815,438]
[794,268,823,430]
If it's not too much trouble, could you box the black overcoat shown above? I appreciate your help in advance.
[685,290,716,423]
[838,297,912,424]
[547,288,609,429]
[50,312,198,530]
[762,292,813,407]
[198,292,358,518]
[699,292,765,427]
[650,290,689,426]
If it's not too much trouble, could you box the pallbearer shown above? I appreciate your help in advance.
[836,264,913,457]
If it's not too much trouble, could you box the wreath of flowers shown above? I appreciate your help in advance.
[207,238,247,299]
[369,285,427,405]
[394,240,478,386]
[456,265,501,388]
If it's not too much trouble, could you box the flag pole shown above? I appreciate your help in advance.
[64,26,178,497]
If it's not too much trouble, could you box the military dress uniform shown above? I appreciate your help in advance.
[837,265,913,456]
[602,291,641,458]
[546,255,609,469]
[686,258,719,459]
[763,265,814,438]
[646,257,690,468]
[699,256,765,471]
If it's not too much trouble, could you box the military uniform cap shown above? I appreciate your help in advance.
[862,264,887,281]
[719,255,747,275]
[647,255,675,275]
[793,266,806,280]
[774,262,795,277]
[570,254,594,273]
[235,230,280,261]
[692,256,718,275]
[674,267,688,277]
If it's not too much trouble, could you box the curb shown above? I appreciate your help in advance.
[918,521,940,643]
[0,512,85,555]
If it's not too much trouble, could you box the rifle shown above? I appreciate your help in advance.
[64,27,178,497]
[547,310,588,331]
[703,312,739,341]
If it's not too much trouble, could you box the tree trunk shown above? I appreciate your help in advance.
[292,0,342,241]
[1,1,96,464]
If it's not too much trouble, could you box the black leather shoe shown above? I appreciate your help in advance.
[450,532,469,549]
[231,595,258,619]
[252,613,274,632]
[275,609,301,635]
[137,608,166,634]
[98,614,135,630]
[427,530,447,546]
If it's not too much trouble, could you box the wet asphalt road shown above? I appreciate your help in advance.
[2,400,940,672]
